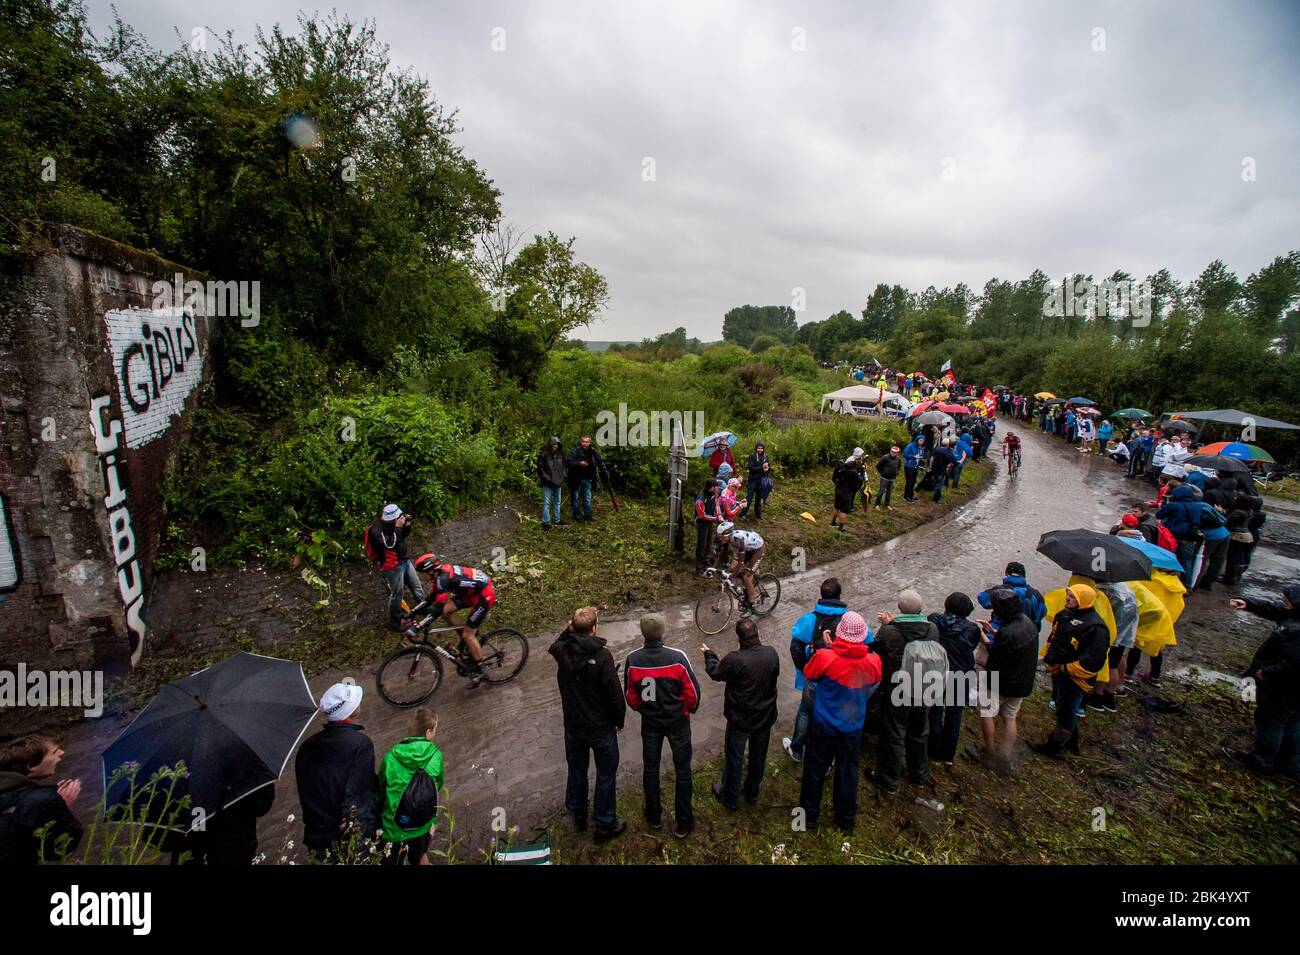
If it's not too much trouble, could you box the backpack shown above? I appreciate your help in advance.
[363,523,379,562]
[1155,522,1178,553]
[900,638,949,704]
[393,768,439,833]
[1199,504,1227,530]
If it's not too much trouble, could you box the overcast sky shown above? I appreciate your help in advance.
[90,0,1300,341]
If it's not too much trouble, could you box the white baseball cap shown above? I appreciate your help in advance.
[381,503,403,522]
[320,682,363,721]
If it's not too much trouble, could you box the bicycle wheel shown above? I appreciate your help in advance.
[749,573,782,617]
[695,584,735,635]
[478,629,529,685]
[376,646,443,707]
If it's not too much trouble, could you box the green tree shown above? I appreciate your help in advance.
[721,305,798,347]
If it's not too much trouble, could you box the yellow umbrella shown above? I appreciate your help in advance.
[1035,391,1056,399]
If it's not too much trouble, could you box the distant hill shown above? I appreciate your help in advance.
[580,340,637,352]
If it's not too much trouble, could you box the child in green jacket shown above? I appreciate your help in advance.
[377,708,444,865]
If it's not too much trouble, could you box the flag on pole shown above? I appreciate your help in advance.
[940,359,952,373]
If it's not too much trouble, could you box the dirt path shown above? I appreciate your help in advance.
[55,421,1295,860]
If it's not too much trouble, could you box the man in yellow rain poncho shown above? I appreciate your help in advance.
[1043,571,1183,710]
[1031,583,1110,758]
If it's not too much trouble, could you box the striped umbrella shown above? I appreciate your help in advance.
[1198,441,1274,463]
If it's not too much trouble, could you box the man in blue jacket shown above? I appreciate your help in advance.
[783,577,851,762]
[902,434,926,502]
[978,561,1048,631]
[949,433,972,489]
[1158,484,1208,588]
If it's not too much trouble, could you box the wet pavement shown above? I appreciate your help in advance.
[55,420,1299,860]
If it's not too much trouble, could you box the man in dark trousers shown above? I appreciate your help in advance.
[566,435,609,522]
[701,618,780,809]
[694,479,721,574]
[549,606,627,841]
[741,442,771,519]
[874,445,901,509]
[624,612,702,838]
[1227,586,1300,780]
[869,590,941,792]
[0,735,83,865]
[294,682,378,861]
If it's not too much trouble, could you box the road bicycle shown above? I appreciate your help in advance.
[1006,447,1022,481]
[376,613,529,707]
[694,566,781,635]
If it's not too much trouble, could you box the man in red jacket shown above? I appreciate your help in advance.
[624,612,702,838]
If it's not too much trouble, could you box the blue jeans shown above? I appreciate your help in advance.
[789,683,817,758]
[541,484,563,526]
[1175,538,1200,589]
[720,723,769,808]
[570,480,594,520]
[642,719,693,827]
[744,478,763,518]
[799,719,862,829]
[1251,694,1300,777]
[383,560,424,625]
[874,477,895,506]
[564,730,619,826]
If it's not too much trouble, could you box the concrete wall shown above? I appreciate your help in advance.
[0,224,214,678]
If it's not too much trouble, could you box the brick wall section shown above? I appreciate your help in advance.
[0,224,214,683]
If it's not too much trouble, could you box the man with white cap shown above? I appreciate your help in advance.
[294,681,378,861]
[830,447,867,534]
[366,503,424,630]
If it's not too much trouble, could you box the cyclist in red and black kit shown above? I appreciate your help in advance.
[408,555,496,681]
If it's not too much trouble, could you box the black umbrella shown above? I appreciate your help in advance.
[103,652,318,829]
[912,410,953,426]
[1162,419,1197,434]
[1184,453,1250,475]
[1036,528,1154,583]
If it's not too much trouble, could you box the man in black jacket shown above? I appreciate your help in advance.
[874,445,901,509]
[977,589,1039,774]
[740,442,770,519]
[566,436,609,522]
[869,590,941,792]
[702,618,780,809]
[624,612,702,837]
[1227,586,1300,780]
[0,735,82,865]
[537,436,568,530]
[550,606,627,841]
[294,682,378,861]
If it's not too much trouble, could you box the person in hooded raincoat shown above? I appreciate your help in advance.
[1031,584,1109,758]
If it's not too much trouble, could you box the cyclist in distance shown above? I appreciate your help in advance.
[713,522,766,607]
[1002,429,1023,473]
[408,554,496,683]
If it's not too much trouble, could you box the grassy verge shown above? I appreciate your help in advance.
[116,460,992,709]
[554,679,1300,865]
[1261,478,1300,504]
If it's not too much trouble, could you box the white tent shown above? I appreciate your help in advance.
[821,384,909,416]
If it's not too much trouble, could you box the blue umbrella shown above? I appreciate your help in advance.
[1066,396,1095,406]
[1115,535,1183,574]
[695,431,737,457]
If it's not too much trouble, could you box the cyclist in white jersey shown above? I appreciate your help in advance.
[714,522,766,606]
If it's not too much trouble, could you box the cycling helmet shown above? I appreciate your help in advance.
[717,521,735,535]
[414,553,440,574]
